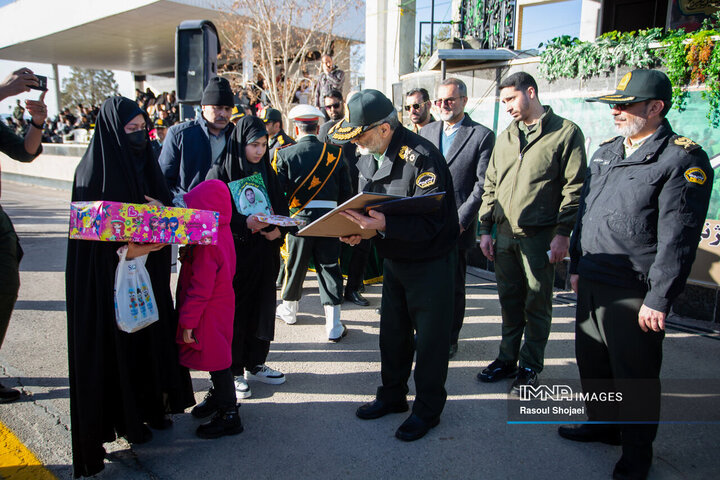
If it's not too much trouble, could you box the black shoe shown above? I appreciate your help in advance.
[196,406,244,439]
[0,383,21,403]
[344,290,370,306]
[395,414,440,441]
[613,448,652,480]
[510,367,538,395]
[558,424,621,445]
[126,424,153,444]
[329,325,348,343]
[356,399,409,420]
[191,389,218,419]
[148,415,173,430]
[477,359,518,383]
[449,343,458,359]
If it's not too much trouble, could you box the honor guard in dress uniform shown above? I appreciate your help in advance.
[332,89,459,442]
[274,104,352,341]
[263,108,296,161]
[559,70,713,480]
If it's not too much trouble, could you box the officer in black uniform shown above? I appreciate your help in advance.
[263,108,296,161]
[558,70,713,480]
[274,104,352,341]
[332,89,459,442]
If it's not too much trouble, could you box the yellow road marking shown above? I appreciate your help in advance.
[0,420,56,479]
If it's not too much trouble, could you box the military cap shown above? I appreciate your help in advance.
[261,107,283,123]
[288,104,324,123]
[231,104,246,121]
[586,69,672,105]
[328,89,395,143]
[154,118,168,129]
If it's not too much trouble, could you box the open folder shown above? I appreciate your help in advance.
[296,191,445,239]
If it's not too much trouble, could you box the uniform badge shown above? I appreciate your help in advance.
[278,136,285,145]
[674,137,699,150]
[416,172,436,189]
[684,167,707,185]
[616,72,632,91]
[398,146,408,160]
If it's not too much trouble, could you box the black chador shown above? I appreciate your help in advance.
[66,97,194,478]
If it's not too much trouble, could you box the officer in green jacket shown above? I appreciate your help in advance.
[476,72,586,394]
[262,108,296,162]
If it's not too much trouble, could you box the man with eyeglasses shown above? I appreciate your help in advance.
[476,72,587,394]
[419,77,495,359]
[330,89,459,442]
[557,69,712,480]
[404,88,435,133]
[263,108,295,162]
[318,90,372,307]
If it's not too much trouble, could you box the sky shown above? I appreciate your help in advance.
[1,0,583,117]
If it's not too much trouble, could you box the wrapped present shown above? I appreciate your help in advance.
[69,201,219,245]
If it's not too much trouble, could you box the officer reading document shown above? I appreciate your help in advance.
[331,89,459,442]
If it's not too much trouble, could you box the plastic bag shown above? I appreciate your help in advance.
[114,246,159,332]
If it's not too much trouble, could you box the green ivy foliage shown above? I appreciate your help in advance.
[538,13,720,127]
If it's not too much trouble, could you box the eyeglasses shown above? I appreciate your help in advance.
[404,101,428,111]
[324,102,342,110]
[609,103,633,111]
[434,96,465,107]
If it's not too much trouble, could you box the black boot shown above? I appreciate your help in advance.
[196,406,244,439]
[191,388,218,419]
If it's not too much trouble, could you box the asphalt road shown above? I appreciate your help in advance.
[0,180,719,480]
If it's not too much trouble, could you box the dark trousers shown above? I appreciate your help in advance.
[210,368,236,410]
[450,248,467,345]
[344,238,371,293]
[0,206,21,349]
[494,227,555,373]
[575,276,663,456]
[376,248,457,421]
[282,234,342,306]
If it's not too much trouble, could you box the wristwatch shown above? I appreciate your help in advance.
[30,118,44,130]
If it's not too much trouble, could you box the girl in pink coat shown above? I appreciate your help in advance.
[176,179,242,439]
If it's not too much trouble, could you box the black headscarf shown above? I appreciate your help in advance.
[71,96,171,205]
[207,115,289,222]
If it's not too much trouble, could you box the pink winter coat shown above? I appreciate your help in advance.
[176,179,237,372]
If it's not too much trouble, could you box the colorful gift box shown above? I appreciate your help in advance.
[69,201,219,245]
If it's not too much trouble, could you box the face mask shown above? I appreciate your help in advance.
[127,130,148,155]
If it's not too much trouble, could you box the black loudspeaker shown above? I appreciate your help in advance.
[176,20,221,104]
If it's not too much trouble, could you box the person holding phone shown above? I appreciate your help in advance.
[0,67,47,403]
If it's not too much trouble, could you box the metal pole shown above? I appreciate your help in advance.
[441,59,446,80]
[430,0,435,54]
[418,23,423,70]
[51,64,61,114]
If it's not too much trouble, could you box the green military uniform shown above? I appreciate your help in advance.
[268,130,295,164]
[0,121,41,348]
[273,135,351,306]
[478,107,586,374]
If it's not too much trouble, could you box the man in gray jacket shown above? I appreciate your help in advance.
[419,77,494,358]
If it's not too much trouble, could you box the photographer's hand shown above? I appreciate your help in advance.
[0,68,39,101]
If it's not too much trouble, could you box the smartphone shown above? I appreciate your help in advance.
[29,75,48,91]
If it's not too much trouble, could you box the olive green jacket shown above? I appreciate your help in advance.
[478,107,586,237]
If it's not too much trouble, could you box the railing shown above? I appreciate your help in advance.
[459,0,516,49]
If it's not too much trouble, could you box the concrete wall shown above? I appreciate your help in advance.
[1,145,83,190]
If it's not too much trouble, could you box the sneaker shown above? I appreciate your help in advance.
[191,389,218,418]
[234,376,252,399]
[477,359,518,383]
[510,367,539,396]
[245,365,286,385]
[196,406,244,439]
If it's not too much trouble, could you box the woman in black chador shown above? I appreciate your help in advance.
[205,115,288,401]
[66,97,194,478]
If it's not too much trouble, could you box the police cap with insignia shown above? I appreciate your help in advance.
[154,118,168,129]
[262,107,283,123]
[329,89,395,144]
[231,104,246,121]
[585,69,672,106]
[288,104,324,125]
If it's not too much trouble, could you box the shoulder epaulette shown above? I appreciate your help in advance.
[672,136,701,152]
[599,136,621,146]
[398,145,421,164]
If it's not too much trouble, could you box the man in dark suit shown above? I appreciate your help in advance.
[274,105,353,341]
[420,77,495,358]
